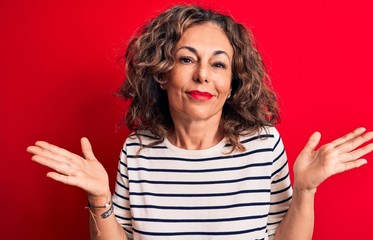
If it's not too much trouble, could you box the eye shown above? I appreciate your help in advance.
[212,61,226,69]
[179,56,193,64]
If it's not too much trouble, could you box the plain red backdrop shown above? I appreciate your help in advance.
[1,0,372,239]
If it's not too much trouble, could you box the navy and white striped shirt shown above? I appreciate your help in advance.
[113,127,292,240]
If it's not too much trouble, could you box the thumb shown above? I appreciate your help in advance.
[81,137,97,161]
[302,132,321,153]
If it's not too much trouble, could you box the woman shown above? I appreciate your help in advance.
[27,5,373,240]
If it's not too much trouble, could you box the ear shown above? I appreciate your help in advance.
[227,89,232,99]
[159,72,170,90]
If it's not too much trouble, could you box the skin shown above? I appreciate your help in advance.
[164,22,233,150]
[26,22,373,240]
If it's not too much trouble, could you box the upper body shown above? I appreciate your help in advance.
[113,9,290,238]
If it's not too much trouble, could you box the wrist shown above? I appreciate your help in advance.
[88,191,112,206]
[293,176,318,194]
[292,187,317,197]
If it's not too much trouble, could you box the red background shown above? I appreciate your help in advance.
[2,0,372,239]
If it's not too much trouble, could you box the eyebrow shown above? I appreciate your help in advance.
[176,46,231,60]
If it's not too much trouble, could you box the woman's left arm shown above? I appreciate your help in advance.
[274,127,373,240]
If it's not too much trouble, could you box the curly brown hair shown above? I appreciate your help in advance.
[118,5,280,152]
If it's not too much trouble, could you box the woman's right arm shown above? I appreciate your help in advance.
[27,137,127,240]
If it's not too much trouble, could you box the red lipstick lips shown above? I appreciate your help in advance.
[187,90,213,100]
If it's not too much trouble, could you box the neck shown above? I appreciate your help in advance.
[168,118,224,150]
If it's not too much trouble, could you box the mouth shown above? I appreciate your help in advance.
[187,90,213,100]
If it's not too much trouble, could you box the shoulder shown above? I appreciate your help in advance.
[241,126,281,142]
[238,126,282,150]
[121,130,165,155]
[258,126,280,138]
[125,130,162,145]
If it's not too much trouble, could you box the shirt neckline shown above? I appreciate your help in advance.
[163,136,228,156]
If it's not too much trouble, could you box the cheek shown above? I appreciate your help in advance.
[165,76,185,100]
[166,67,188,88]
[216,74,232,93]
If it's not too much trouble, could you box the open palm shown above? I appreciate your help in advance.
[294,128,373,192]
[27,138,110,199]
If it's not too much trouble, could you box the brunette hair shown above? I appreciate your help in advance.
[118,5,280,152]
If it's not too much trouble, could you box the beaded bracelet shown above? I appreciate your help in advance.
[86,198,113,218]
[86,204,114,219]
[86,202,114,236]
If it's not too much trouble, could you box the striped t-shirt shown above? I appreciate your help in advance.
[112,127,292,240]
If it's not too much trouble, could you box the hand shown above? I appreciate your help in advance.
[27,138,111,199]
[294,127,373,192]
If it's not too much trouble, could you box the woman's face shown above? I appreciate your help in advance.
[164,22,233,124]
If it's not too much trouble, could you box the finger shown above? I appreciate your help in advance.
[31,155,73,176]
[331,127,366,147]
[336,159,368,173]
[27,145,71,164]
[302,132,321,153]
[339,143,373,162]
[336,132,373,153]
[34,141,81,160]
[46,172,79,186]
[81,137,97,161]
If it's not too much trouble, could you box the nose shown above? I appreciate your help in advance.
[193,62,210,84]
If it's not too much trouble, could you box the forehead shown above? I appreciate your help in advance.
[175,22,233,57]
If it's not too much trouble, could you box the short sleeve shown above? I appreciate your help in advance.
[112,142,133,239]
[266,129,293,237]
